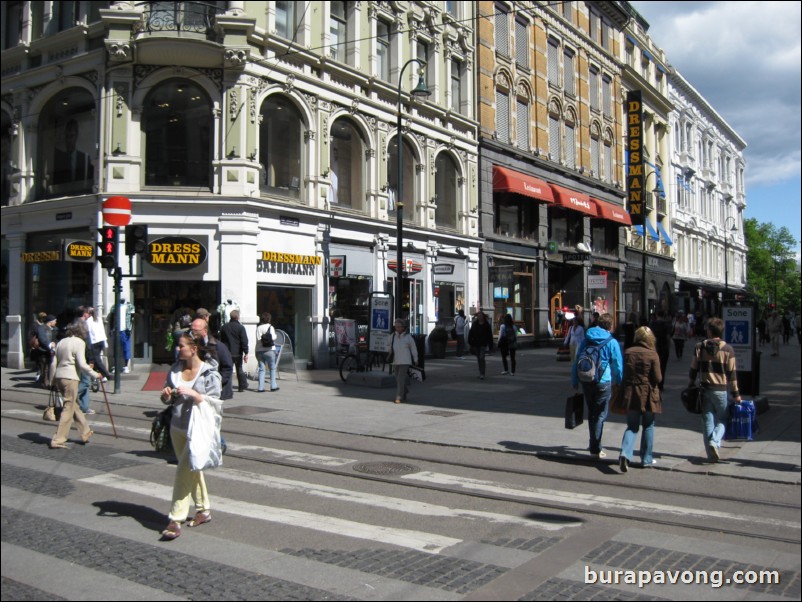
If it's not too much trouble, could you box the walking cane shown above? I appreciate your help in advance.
[98,379,119,438]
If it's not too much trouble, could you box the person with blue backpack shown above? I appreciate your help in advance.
[571,313,623,459]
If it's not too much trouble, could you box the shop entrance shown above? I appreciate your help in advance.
[386,277,423,334]
[257,285,312,361]
[131,280,221,365]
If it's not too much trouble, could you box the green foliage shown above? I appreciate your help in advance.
[744,218,801,314]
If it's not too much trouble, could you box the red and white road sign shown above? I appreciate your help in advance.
[103,196,132,226]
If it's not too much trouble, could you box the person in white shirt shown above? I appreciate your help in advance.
[255,312,279,392]
[389,319,418,404]
[563,316,585,363]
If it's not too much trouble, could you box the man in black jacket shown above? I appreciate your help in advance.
[191,318,234,400]
[219,310,250,392]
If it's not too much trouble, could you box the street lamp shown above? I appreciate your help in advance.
[639,171,661,325]
[395,59,430,323]
[723,216,737,300]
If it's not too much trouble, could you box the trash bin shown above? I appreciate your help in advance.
[739,350,760,396]
[412,334,426,370]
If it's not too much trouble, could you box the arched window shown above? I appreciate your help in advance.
[435,153,459,230]
[1,111,18,206]
[143,79,212,187]
[260,95,304,199]
[330,117,365,212]
[38,87,96,199]
[387,135,415,224]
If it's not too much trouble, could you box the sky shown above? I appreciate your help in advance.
[630,1,802,247]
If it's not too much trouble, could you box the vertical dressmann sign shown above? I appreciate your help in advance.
[626,91,644,225]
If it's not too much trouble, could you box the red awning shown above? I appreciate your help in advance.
[492,166,554,203]
[549,184,597,216]
[593,198,632,225]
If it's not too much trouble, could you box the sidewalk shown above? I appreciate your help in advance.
[3,340,800,484]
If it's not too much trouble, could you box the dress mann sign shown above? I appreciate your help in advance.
[145,236,208,272]
[626,90,645,226]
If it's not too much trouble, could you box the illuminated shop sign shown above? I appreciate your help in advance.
[257,251,322,275]
[146,236,208,271]
[21,250,61,263]
[64,240,95,262]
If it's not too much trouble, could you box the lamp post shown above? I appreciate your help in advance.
[639,171,660,325]
[395,59,430,323]
[723,216,737,300]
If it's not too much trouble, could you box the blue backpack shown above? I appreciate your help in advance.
[576,334,614,383]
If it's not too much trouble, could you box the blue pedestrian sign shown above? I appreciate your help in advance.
[372,309,390,330]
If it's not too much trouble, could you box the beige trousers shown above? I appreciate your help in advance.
[168,429,210,522]
[52,378,91,446]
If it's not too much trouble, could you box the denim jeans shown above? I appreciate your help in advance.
[77,372,91,413]
[257,350,277,391]
[581,381,612,454]
[120,329,132,362]
[702,388,729,452]
[620,410,655,464]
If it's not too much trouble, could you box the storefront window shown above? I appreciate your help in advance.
[548,206,583,246]
[37,88,96,199]
[434,282,464,321]
[386,276,423,333]
[143,79,212,187]
[494,194,539,240]
[330,118,365,212]
[490,262,534,335]
[591,220,620,255]
[328,276,372,324]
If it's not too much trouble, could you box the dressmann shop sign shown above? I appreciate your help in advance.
[145,236,208,272]
[257,251,322,275]
[64,240,95,262]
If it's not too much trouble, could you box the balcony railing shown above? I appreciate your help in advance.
[138,2,223,37]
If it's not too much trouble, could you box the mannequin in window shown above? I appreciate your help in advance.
[52,119,94,186]
[217,299,239,327]
[109,299,135,373]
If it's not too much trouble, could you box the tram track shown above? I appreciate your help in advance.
[3,398,800,546]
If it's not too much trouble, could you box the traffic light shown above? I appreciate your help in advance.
[125,224,148,256]
[97,226,118,270]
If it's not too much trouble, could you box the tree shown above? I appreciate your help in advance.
[744,218,801,314]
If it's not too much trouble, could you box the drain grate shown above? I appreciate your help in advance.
[418,410,461,417]
[224,406,281,415]
[352,462,420,476]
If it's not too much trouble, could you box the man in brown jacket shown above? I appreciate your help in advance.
[688,317,741,462]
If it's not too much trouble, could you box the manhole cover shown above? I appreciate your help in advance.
[418,410,461,417]
[352,462,419,476]
[224,406,281,415]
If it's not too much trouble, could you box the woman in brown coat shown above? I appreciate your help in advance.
[618,326,662,472]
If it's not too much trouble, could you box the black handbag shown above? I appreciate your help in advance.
[42,386,63,422]
[564,393,585,429]
[681,385,704,414]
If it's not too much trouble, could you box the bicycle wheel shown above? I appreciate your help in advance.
[339,354,359,382]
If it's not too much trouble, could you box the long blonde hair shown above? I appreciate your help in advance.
[634,326,656,349]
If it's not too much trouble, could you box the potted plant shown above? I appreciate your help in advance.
[428,325,449,359]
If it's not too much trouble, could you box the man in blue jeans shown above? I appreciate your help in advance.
[688,317,741,462]
[71,306,94,414]
[572,313,623,459]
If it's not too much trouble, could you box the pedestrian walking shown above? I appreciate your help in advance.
[671,311,690,359]
[87,307,112,381]
[219,309,250,392]
[159,331,222,540]
[563,315,585,363]
[766,309,783,356]
[649,309,672,390]
[498,314,518,375]
[49,321,101,449]
[255,312,279,392]
[454,310,467,358]
[617,326,663,472]
[687,317,741,463]
[32,313,57,388]
[467,311,493,380]
[571,313,623,459]
[389,318,418,404]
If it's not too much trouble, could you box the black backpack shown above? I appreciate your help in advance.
[261,326,274,347]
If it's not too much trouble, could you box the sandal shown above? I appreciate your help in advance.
[187,510,211,527]
[50,442,70,449]
[161,521,181,540]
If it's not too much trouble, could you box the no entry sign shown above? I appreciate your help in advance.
[103,196,132,226]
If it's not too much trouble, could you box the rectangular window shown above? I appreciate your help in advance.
[589,66,600,111]
[548,38,559,86]
[602,75,612,116]
[451,59,462,113]
[495,7,509,57]
[377,20,390,82]
[275,0,295,40]
[591,137,600,176]
[589,10,598,42]
[330,1,346,61]
[604,143,612,182]
[496,90,509,144]
[564,49,575,95]
[601,20,610,50]
[565,123,575,168]
[3,1,23,49]
[516,100,529,151]
[417,41,433,90]
[515,19,528,68]
[549,115,561,160]
[562,1,572,21]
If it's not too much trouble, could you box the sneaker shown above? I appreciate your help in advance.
[122,367,131,374]
[86,409,96,415]
[479,375,485,380]
[708,445,720,463]
[510,372,515,376]
[501,371,508,375]
[619,456,629,473]
[642,459,657,468]
[591,450,607,459]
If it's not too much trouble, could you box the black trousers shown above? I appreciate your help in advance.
[233,356,248,391]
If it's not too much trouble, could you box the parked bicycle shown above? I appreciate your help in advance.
[339,344,388,382]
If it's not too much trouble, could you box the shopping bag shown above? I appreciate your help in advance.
[564,393,584,429]
[407,366,425,382]
[187,401,223,471]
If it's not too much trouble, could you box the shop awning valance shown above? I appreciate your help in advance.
[634,222,660,241]
[656,222,673,246]
[549,184,597,217]
[492,166,554,203]
[592,198,632,225]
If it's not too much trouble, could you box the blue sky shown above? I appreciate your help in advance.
[631,1,802,247]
